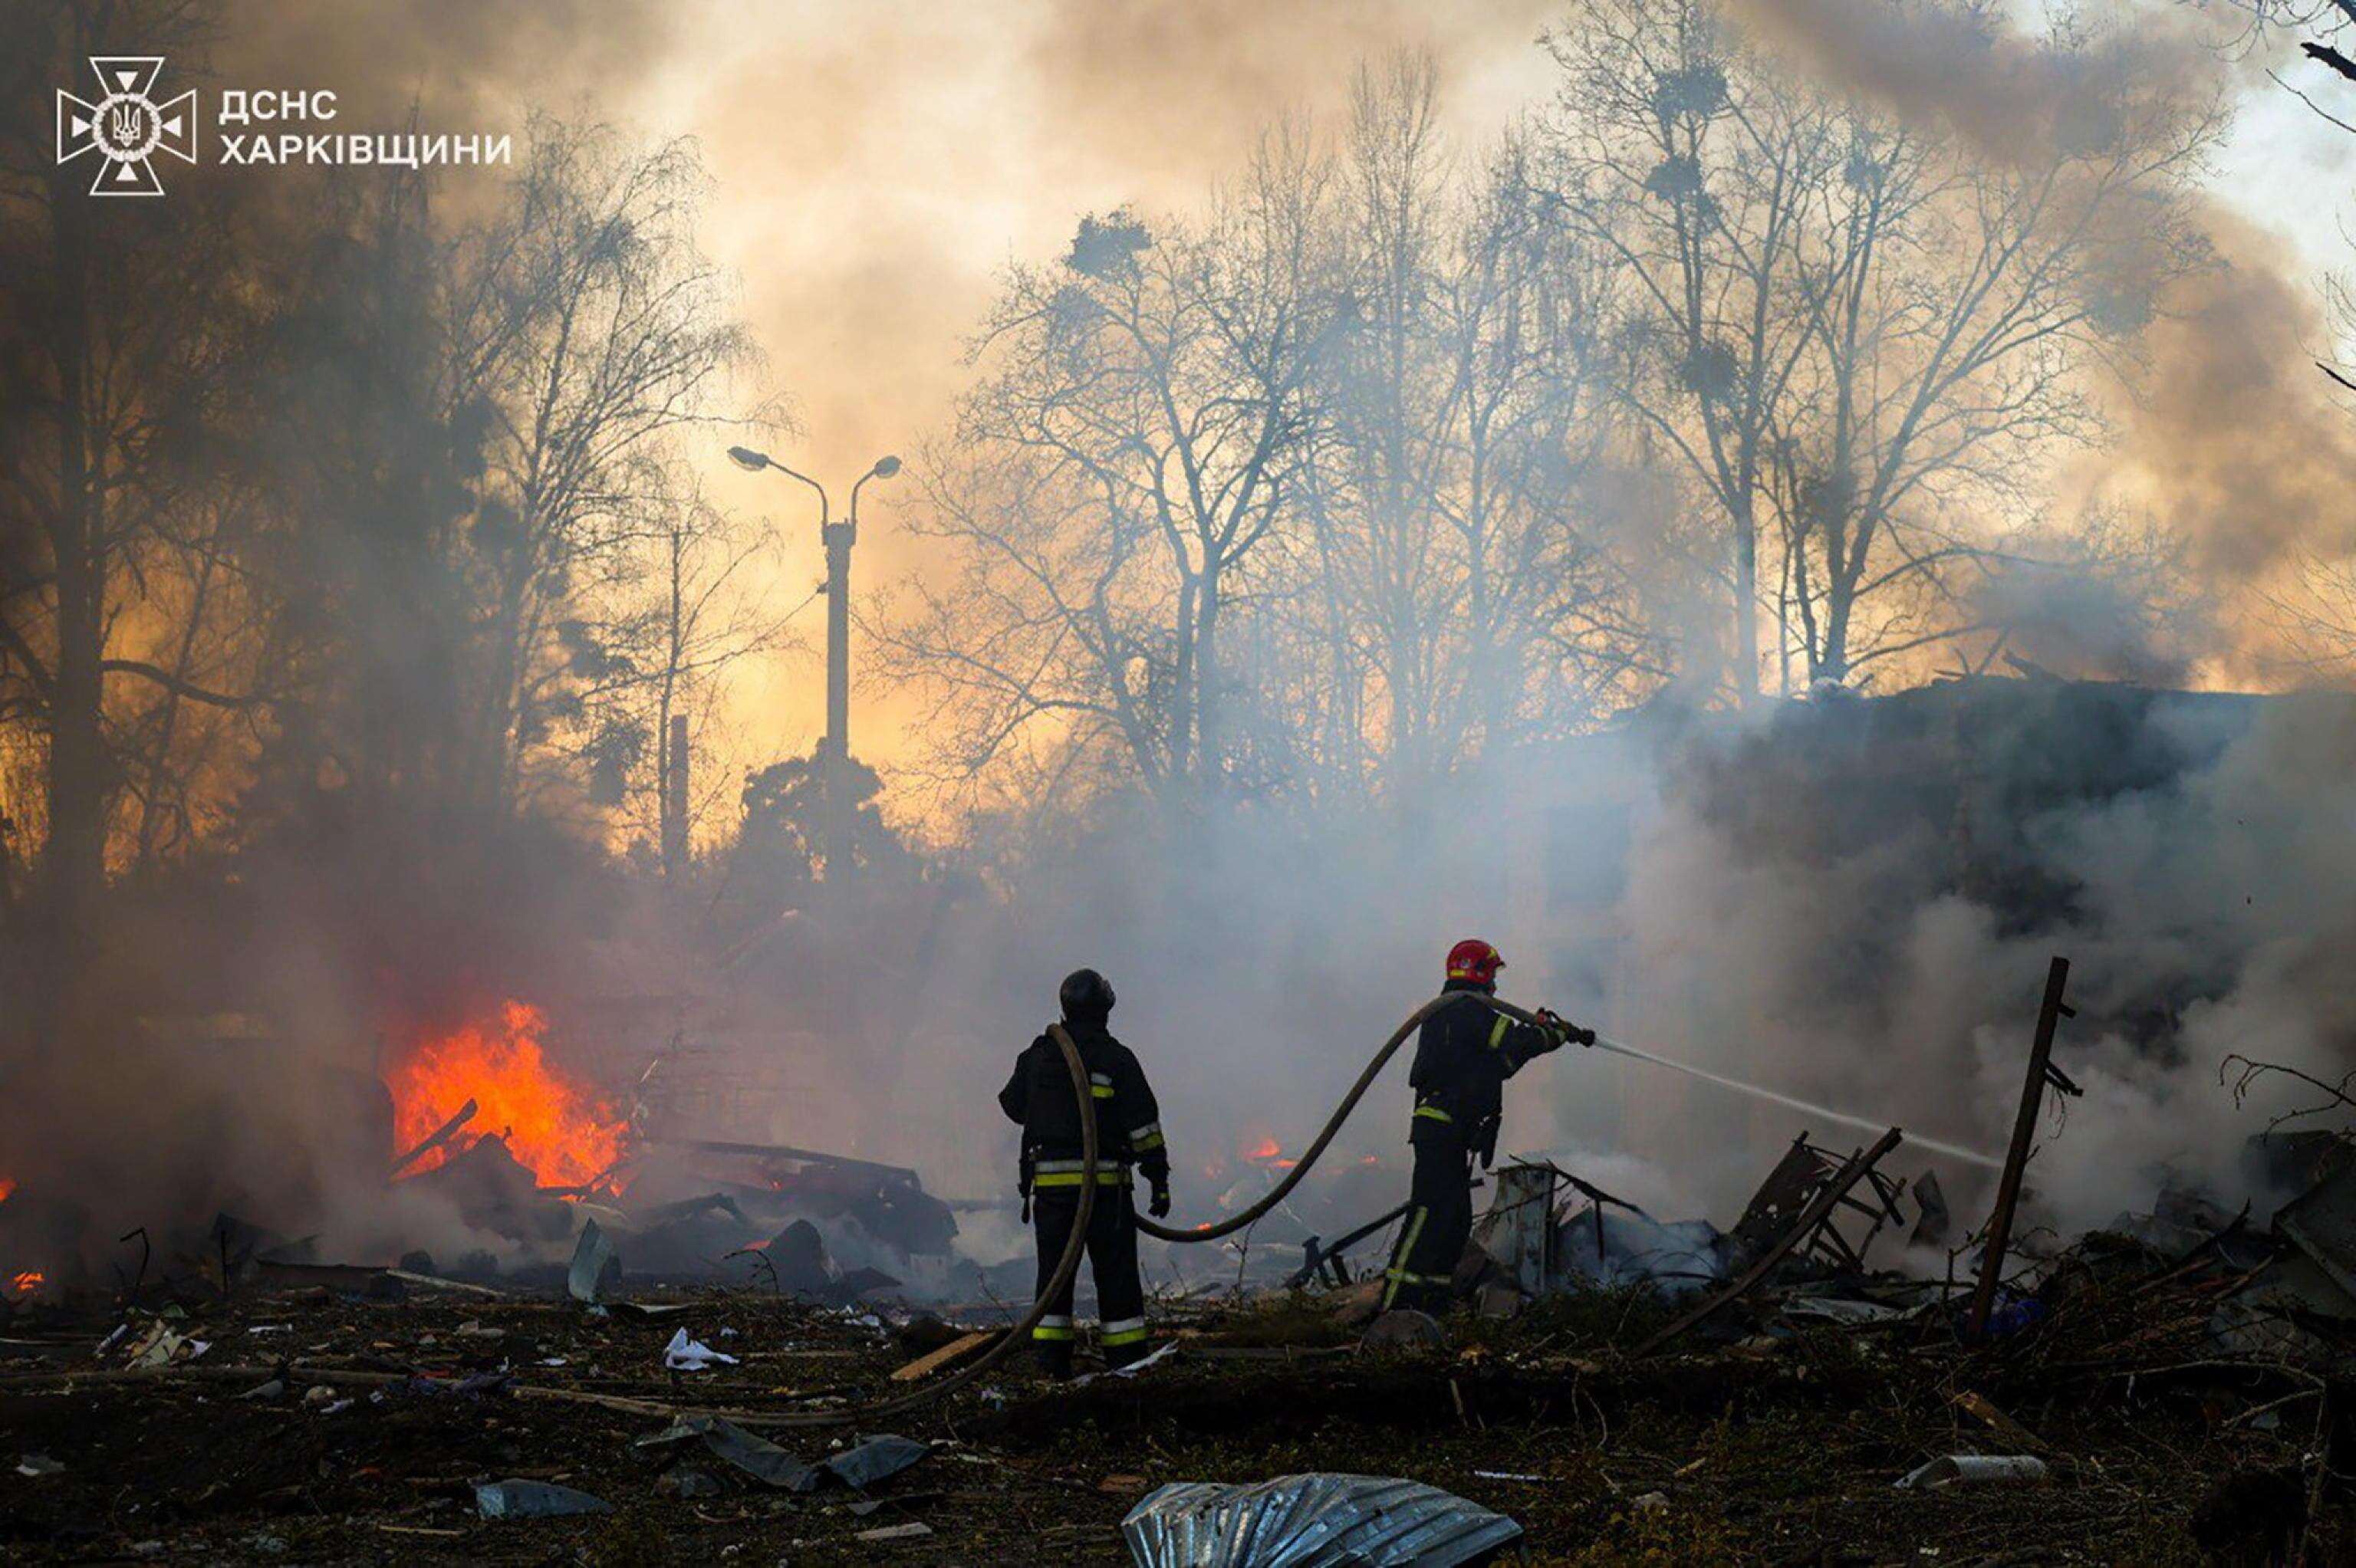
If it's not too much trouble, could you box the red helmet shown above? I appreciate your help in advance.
[1445,938,1505,988]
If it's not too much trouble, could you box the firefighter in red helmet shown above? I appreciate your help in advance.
[1379,939,1594,1315]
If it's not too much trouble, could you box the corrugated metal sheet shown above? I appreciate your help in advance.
[1121,1472,1521,1566]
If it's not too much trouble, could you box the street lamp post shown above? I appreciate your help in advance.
[727,445,900,880]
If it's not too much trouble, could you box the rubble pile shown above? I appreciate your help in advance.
[5,1127,2356,1563]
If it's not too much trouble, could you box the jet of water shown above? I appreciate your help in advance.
[1587,1034,2006,1171]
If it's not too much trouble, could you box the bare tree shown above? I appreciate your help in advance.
[1538,0,1841,705]
[1762,43,2214,689]
[0,0,273,1026]
[884,144,1341,810]
[566,479,797,872]
[443,119,758,819]
[1289,58,1649,798]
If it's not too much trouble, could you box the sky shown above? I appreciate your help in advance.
[206,0,2356,814]
[649,0,1568,793]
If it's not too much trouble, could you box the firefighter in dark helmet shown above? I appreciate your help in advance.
[1380,938,1593,1315]
[999,968,1170,1376]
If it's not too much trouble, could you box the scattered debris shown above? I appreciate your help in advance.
[1731,1132,1910,1272]
[121,1318,209,1369]
[854,1520,933,1543]
[388,1096,477,1178]
[663,1326,739,1371]
[656,1466,725,1498]
[2273,1159,2356,1304]
[890,1329,995,1382]
[1896,1455,2052,1491]
[1122,1474,1521,1567]
[824,1433,928,1491]
[638,1413,818,1489]
[1953,1391,2053,1455]
[634,1415,924,1495]
[1359,1309,1446,1353]
[1637,1127,1906,1354]
[474,1478,614,1518]
[607,1300,699,1321]
[568,1218,617,1303]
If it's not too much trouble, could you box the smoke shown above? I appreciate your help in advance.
[1719,0,2214,167]
[1725,0,2356,676]
[878,681,2356,1252]
[212,0,687,124]
[13,0,2356,1299]
[1964,523,2210,686]
[2103,213,2356,587]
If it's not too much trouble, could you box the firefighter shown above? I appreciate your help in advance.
[999,968,1170,1376]
[1380,938,1594,1315]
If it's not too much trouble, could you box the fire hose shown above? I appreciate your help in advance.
[19,993,1983,1432]
[4,994,1505,1432]
[843,988,1992,1422]
[1120,991,1555,1243]
[732,990,1545,1424]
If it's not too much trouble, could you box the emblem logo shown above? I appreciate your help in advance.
[57,57,197,197]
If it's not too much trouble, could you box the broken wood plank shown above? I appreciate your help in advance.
[1954,1389,2053,1455]
[1636,1126,1905,1356]
[388,1098,477,1178]
[643,1136,919,1185]
[890,1330,995,1382]
[384,1269,505,1297]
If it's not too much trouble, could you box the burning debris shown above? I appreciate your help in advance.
[386,1002,630,1192]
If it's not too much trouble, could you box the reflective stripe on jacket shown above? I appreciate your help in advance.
[998,1020,1171,1182]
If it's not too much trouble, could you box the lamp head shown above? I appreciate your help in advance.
[727,445,771,472]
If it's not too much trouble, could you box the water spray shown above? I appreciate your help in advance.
[1587,1034,2006,1170]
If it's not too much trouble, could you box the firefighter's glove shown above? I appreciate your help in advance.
[1148,1182,1172,1219]
[1534,1008,1573,1051]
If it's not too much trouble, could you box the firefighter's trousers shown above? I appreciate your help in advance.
[1030,1168,1149,1374]
[1383,1123,1473,1314]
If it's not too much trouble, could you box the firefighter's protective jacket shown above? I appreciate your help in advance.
[1407,980,1563,1160]
[999,1021,1170,1188]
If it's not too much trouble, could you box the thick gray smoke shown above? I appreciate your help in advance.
[867,683,2356,1254]
[1723,0,2356,676]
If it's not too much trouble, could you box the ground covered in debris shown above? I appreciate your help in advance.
[2,1240,2343,1567]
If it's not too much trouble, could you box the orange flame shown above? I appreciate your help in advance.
[385,1001,626,1188]
[1246,1136,1282,1160]
[0,1175,15,1205]
[9,1271,43,1293]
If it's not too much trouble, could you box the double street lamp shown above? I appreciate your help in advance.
[727,445,901,880]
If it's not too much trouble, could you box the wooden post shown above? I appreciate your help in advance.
[1964,955,2073,1340]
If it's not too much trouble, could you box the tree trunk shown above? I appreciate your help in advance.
[1731,495,1759,706]
[41,173,107,1037]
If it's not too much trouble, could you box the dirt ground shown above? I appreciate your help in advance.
[0,1270,2338,1566]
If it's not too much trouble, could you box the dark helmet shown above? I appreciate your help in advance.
[1059,968,1117,1022]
